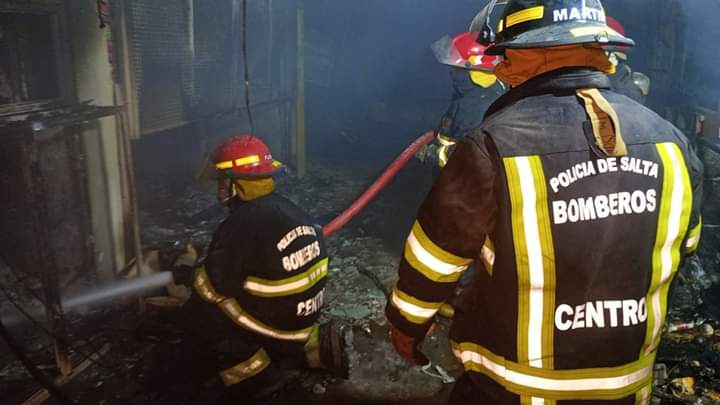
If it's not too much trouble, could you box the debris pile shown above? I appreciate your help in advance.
[658,252,720,404]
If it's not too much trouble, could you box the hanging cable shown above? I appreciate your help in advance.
[241,0,255,134]
[0,316,74,405]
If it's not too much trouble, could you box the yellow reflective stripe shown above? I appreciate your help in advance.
[505,158,530,364]
[303,324,322,369]
[529,157,556,371]
[634,383,651,405]
[685,217,702,253]
[193,266,227,304]
[219,298,313,341]
[438,145,450,168]
[452,342,654,400]
[194,267,312,341]
[404,243,464,283]
[243,258,328,298]
[403,221,472,282]
[644,143,693,355]
[436,134,456,147]
[215,160,234,170]
[214,155,261,170]
[504,156,556,369]
[235,155,260,166]
[506,6,545,28]
[219,348,271,386]
[410,221,473,266]
[390,286,443,324]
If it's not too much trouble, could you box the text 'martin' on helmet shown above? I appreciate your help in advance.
[485,0,634,56]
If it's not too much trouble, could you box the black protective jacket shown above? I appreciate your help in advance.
[193,193,328,341]
[386,68,703,404]
[609,61,645,105]
[438,68,507,139]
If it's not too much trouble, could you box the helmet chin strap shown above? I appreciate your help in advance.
[217,179,239,206]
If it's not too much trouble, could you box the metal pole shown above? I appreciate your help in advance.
[25,137,72,377]
[295,0,306,178]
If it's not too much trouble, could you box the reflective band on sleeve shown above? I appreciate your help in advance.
[193,266,227,304]
[404,221,472,283]
[243,258,328,298]
[452,342,654,400]
[504,156,556,371]
[219,348,271,386]
[390,286,443,324]
[684,218,702,253]
[219,298,312,341]
[643,143,692,355]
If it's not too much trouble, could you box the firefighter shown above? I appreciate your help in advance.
[606,16,650,105]
[420,32,506,168]
[385,0,703,404]
[179,135,347,400]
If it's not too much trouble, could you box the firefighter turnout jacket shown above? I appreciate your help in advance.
[192,193,329,384]
[609,61,645,105]
[386,68,703,404]
[433,68,506,167]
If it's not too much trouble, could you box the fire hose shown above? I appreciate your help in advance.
[322,131,434,238]
[320,130,455,319]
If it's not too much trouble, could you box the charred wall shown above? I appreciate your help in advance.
[0,128,92,287]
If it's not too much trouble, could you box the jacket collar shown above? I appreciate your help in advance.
[485,68,612,119]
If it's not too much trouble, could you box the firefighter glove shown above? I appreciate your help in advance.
[389,325,428,365]
[171,242,198,286]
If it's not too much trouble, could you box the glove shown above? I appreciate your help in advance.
[171,243,198,286]
[173,242,198,267]
[389,325,429,365]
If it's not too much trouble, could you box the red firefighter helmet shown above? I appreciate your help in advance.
[431,32,503,72]
[606,16,625,36]
[605,16,631,53]
[213,135,283,178]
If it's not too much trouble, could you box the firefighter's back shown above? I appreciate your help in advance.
[210,193,328,332]
[450,70,701,404]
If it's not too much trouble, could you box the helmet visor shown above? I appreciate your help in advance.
[431,34,502,71]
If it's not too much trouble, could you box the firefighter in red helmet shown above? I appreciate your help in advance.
[421,31,506,168]
[178,135,348,401]
[606,16,650,104]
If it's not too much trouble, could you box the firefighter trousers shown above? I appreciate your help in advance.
[179,296,322,399]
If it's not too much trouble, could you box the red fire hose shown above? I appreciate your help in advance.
[322,131,435,238]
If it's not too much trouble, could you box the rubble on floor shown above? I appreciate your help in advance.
[1,156,719,404]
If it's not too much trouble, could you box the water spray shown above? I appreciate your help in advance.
[2,272,174,327]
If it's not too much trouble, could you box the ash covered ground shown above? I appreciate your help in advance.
[1,154,720,404]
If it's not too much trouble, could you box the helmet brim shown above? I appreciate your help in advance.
[486,22,635,55]
[431,34,502,72]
